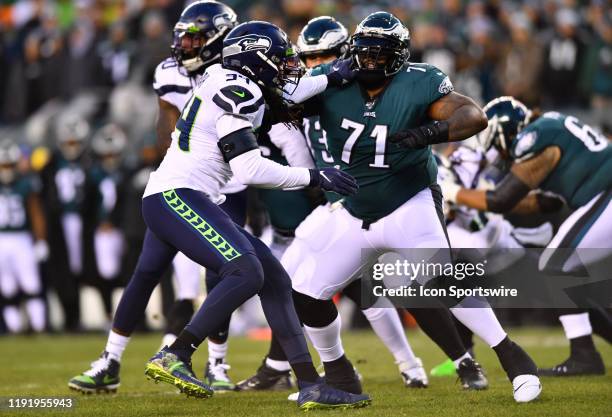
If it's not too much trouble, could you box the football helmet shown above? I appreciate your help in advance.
[172,1,238,73]
[56,115,90,161]
[222,21,303,95]
[0,139,21,184]
[478,96,532,154]
[350,12,410,86]
[297,16,349,62]
[92,124,127,171]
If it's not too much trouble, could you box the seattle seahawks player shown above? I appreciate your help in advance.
[239,16,429,392]
[441,96,612,377]
[152,0,245,391]
[70,20,369,410]
[282,12,541,402]
[0,140,47,333]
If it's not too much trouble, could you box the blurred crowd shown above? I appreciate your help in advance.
[0,0,610,333]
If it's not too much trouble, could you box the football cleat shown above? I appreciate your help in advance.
[235,360,294,391]
[512,374,542,403]
[68,351,120,394]
[456,358,488,390]
[399,358,428,388]
[539,351,605,377]
[430,359,456,377]
[297,380,371,411]
[204,359,235,391]
[144,347,213,399]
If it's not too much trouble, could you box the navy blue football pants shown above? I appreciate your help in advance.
[112,188,311,364]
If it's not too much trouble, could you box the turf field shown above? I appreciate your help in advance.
[0,328,610,417]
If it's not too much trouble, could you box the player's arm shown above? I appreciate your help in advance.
[390,91,488,148]
[27,191,50,262]
[267,123,315,168]
[283,58,354,104]
[156,98,180,155]
[217,115,356,195]
[442,146,561,213]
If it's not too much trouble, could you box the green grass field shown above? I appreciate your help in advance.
[0,328,610,416]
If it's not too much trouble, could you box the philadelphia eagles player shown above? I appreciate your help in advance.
[0,140,47,333]
[239,16,491,393]
[69,19,370,410]
[278,12,542,402]
[441,96,611,377]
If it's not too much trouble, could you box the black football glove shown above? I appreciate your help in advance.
[326,58,356,88]
[309,168,358,196]
[389,121,450,149]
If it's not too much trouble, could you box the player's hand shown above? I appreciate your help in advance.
[326,58,356,87]
[437,166,462,204]
[34,240,50,262]
[389,121,449,148]
[309,168,358,196]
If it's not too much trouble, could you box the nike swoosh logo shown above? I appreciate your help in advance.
[513,381,529,393]
[320,171,331,182]
[232,90,245,98]
[332,66,340,71]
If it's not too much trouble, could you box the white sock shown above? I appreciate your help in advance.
[559,313,592,339]
[304,315,344,362]
[161,333,177,349]
[266,357,291,372]
[208,340,228,362]
[362,307,418,366]
[105,330,130,362]
[3,306,22,333]
[25,298,46,332]
[453,351,472,369]
[450,300,507,348]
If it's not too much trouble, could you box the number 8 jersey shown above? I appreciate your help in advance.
[144,64,265,204]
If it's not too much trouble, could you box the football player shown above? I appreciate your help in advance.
[70,18,370,410]
[238,16,440,392]
[0,140,47,333]
[280,12,542,402]
[441,96,612,376]
[89,124,128,321]
[39,114,91,332]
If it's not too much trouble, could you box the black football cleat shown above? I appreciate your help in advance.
[539,351,605,377]
[235,360,294,391]
[456,358,488,390]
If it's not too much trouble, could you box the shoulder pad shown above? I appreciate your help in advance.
[153,58,192,97]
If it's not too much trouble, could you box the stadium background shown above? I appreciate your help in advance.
[0,0,610,335]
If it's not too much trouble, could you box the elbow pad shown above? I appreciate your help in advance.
[485,173,531,213]
[218,128,259,163]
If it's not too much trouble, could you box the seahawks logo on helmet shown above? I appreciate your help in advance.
[213,12,236,31]
[238,36,272,52]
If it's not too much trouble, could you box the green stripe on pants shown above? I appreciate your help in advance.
[162,190,241,261]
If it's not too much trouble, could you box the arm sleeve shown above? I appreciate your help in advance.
[283,74,328,104]
[268,123,315,168]
[229,148,311,189]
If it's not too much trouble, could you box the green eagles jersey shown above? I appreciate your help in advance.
[309,62,452,222]
[257,131,317,231]
[302,115,341,204]
[0,176,40,232]
[89,165,121,224]
[54,155,87,213]
[511,112,612,209]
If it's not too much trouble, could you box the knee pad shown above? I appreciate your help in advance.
[292,289,338,327]
[219,253,264,293]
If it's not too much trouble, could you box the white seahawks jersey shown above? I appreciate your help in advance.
[153,58,246,194]
[144,64,265,203]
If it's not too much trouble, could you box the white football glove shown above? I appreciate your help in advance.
[34,240,50,262]
[437,165,462,204]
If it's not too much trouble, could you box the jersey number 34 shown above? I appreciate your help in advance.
[176,95,203,152]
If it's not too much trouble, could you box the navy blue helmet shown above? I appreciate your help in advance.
[222,21,303,94]
[171,1,238,73]
[297,16,349,61]
[350,12,410,85]
[478,96,532,154]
